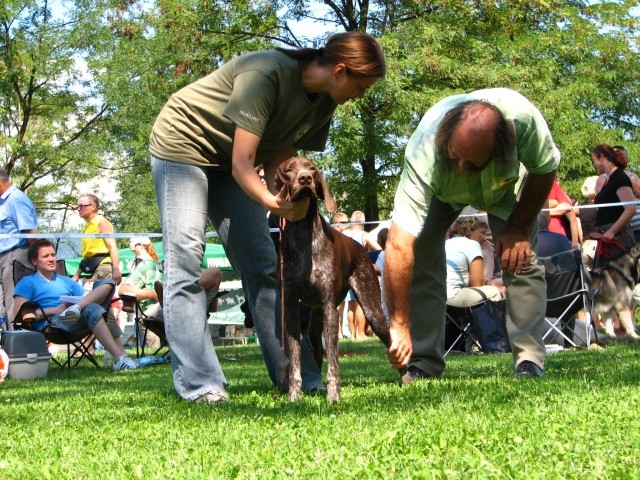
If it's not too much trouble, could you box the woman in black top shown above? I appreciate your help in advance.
[592,144,637,268]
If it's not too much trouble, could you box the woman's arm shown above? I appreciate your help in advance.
[562,205,581,249]
[99,218,121,285]
[71,267,82,282]
[603,186,637,239]
[118,283,158,302]
[262,149,297,194]
[468,257,485,288]
[231,127,308,221]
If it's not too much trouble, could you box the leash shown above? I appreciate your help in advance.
[275,170,293,392]
[596,236,629,259]
[279,215,287,392]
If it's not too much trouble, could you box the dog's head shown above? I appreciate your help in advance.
[628,243,640,281]
[608,242,640,281]
[275,157,337,213]
[592,242,640,288]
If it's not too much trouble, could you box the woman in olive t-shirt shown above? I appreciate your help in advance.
[149,32,386,404]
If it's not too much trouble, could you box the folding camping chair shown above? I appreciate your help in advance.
[12,260,99,369]
[444,299,509,356]
[539,248,597,348]
[119,293,168,359]
[445,303,484,356]
[121,280,228,358]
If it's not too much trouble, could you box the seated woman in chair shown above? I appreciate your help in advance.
[13,239,137,370]
[446,217,505,308]
[119,256,222,324]
[126,236,160,272]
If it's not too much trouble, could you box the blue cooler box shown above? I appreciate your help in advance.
[0,331,51,379]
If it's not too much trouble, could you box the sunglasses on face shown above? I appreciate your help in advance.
[77,204,93,210]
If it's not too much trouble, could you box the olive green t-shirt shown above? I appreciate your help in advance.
[149,50,337,170]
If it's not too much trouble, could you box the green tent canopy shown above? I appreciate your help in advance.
[64,242,232,276]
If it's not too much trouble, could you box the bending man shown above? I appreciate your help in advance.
[385,88,560,380]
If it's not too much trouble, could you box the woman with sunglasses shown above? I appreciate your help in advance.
[149,32,386,404]
[71,194,121,285]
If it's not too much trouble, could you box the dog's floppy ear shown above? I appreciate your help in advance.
[315,168,336,213]
[274,161,290,194]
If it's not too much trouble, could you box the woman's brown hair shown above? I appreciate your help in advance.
[593,144,628,169]
[277,32,386,79]
[145,243,160,263]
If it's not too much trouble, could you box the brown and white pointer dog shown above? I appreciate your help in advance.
[275,157,400,402]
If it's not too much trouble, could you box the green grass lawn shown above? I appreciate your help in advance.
[2,339,640,479]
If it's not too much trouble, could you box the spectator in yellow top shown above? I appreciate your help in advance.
[71,194,122,284]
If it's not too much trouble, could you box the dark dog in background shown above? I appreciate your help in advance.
[590,242,640,339]
[275,157,398,402]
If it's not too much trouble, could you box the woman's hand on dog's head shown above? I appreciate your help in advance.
[272,187,310,221]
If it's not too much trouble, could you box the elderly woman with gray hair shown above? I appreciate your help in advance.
[445,216,505,309]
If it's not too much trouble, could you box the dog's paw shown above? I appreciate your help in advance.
[288,389,303,402]
[327,389,340,403]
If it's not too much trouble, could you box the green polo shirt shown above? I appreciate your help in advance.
[392,88,561,237]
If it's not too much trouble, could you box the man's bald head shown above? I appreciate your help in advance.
[435,100,515,174]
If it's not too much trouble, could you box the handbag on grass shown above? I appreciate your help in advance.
[469,300,511,354]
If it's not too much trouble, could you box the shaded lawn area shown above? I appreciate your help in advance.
[2,339,640,479]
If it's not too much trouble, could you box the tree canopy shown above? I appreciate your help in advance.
[1,0,638,241]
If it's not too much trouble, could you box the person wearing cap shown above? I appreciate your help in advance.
[121,237,164,350]
[128,236,160,272]
[120,236,162,335]
[119,256,221,340]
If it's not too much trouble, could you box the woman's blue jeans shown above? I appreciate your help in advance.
[151,156,323,400]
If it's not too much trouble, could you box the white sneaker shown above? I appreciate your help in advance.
[59,304,81,324]
[195,389,229,404]
[112,355,138,371]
